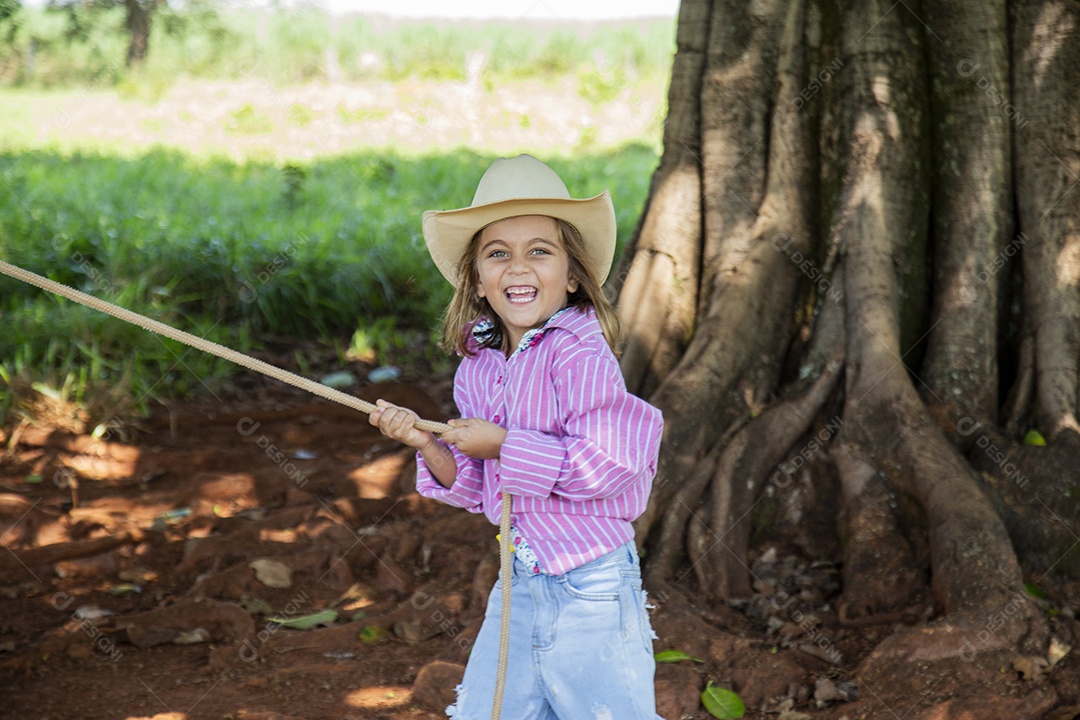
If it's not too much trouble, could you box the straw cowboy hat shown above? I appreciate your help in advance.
[422,154,617,286]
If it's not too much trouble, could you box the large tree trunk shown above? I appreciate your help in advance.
[622,0,1080,713]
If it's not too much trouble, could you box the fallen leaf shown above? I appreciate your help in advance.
[654,649,704,663]
[269,610,338,630]
[1048,637,1071,669]
[702,682,745,719]
[250,558,292,589]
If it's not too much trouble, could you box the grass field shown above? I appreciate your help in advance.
[0,7,675,87]
[0,68,665,426]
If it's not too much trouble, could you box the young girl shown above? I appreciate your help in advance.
[370,153,664,719]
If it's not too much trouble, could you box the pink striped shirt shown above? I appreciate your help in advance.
[415,305,664,575]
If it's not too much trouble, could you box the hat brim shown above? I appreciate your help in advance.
[422,191,616,286]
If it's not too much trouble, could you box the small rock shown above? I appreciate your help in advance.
[321,371,357,388]
[1012,654,1049,681]
[412,661,464,713]
[814,677,840,707]
[836,680,858,701]
[368,366,401,383]
[73,605,114,621]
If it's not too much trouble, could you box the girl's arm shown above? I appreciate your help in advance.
[498,349,663,501]
[370,399,488,510]
[369,399,457,488]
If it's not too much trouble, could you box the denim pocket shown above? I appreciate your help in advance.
[491,571,518,595]
[558,560,637,602]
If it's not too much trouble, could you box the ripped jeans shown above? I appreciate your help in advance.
[448,541,662,720]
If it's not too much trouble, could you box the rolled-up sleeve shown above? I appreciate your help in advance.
[414,363,489,513]
[499,351,662,501]
[415,444,486,512]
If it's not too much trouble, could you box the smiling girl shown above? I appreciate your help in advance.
[370,153,664,719]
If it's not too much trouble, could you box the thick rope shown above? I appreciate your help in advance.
[0,259,513,718]
[0,260,448,431]
[493,490,512,719]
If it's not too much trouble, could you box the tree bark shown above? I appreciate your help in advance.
[1012,0,1080,438]
[623,0,1078,709]
[616,0,710,398]
[635,0,815,550]
[922,0,1012,432]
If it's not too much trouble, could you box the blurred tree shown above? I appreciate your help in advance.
[0,0,21,79]
[0,0,20,44]
[48,0,220,69]
[123,0,156,66]
[617,0,1079,713]
[48,0,159,67]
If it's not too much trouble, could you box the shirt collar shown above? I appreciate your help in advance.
[471,305,601,358]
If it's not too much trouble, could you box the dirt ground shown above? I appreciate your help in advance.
[3,367,1080,720]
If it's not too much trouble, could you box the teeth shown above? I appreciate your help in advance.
[505,287,536,304]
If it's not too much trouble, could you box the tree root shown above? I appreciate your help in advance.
[1,529,143,576]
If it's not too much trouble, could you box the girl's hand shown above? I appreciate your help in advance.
[442,418,506,459]
[369,399,436,451]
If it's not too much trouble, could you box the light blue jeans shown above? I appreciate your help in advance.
[448,541,662,719]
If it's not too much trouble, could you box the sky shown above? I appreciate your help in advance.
[315,0,680,20]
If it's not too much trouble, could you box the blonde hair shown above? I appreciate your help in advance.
[440,217,621,357]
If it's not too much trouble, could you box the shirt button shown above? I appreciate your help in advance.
[496,375,503,384]
[493,414,501,423]
[496,491,502,500]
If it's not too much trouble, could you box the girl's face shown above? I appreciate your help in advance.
[476,215,578,350]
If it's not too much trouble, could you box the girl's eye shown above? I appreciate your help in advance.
[529,247,551,256]
[489,250,508,259]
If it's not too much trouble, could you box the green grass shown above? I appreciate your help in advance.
[0,7,668,426]
[0,144,660,424]
[1,7,675,88]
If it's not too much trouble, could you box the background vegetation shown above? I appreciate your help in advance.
[0,3,673,428]
[0,2,673,87]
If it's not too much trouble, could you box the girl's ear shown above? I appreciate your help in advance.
[567,275,579,294]
[477,284,487,299]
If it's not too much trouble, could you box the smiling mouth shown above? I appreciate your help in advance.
[505,286,537,304]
